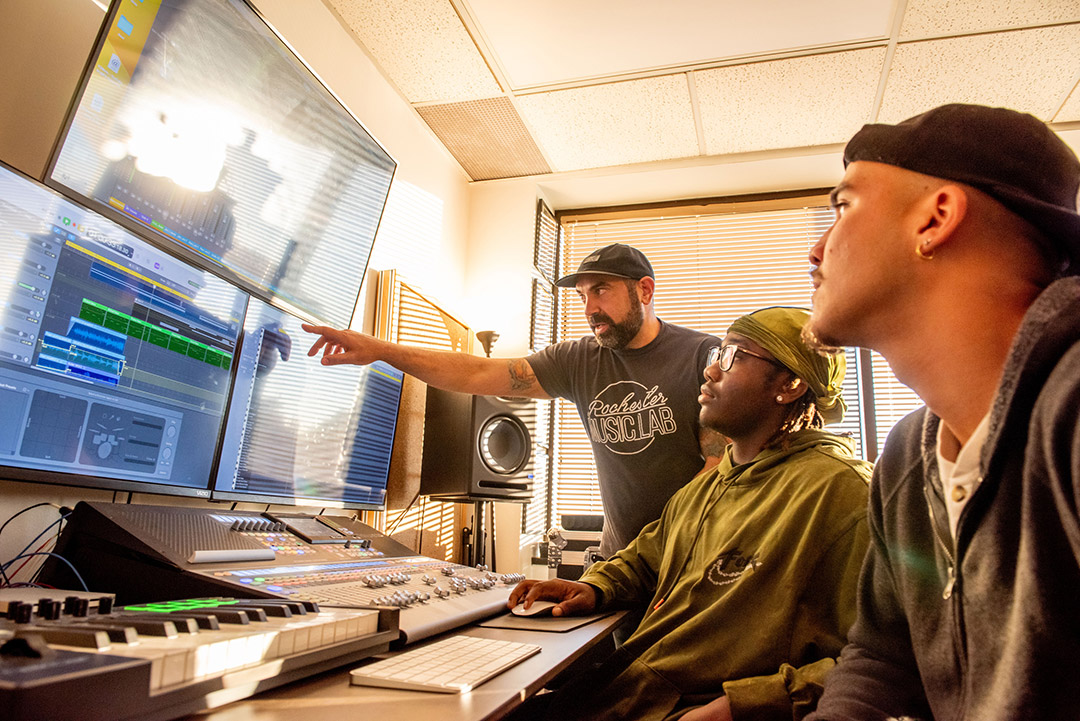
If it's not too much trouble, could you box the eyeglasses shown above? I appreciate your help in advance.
[707,344,785,372]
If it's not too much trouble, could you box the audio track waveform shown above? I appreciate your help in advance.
[79,299,233,369]
[36,319,126,386]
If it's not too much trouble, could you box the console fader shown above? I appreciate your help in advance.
[37,502,525,645]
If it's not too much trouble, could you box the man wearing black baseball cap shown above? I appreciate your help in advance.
[805,104,1080,721]
[305,243,721,558]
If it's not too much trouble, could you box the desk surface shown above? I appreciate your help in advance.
[191,611,627,721]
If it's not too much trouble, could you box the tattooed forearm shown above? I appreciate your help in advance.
[507,358,539,393]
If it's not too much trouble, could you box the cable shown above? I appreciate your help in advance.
[0,503,64,588]
[10,535,57,581]
[2,553,88,591]
[387,491,421,535]
[40,511,67,585]
[0,502,60,540]
[3,516,66,587]
[418,497,427,555]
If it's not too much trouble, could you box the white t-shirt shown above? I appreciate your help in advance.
[936,410,992,540]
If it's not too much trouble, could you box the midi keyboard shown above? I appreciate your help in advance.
[0,590,397,721]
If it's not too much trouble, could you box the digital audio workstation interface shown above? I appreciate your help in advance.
[48,0,396,328]
[0,163,248,492]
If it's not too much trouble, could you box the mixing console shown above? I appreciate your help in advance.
[0,589,397,721]
[37,502,526,643]
[207,555,524,642]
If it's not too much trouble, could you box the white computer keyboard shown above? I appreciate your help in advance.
[349,634,541,693]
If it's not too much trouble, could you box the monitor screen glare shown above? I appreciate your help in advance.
[213,298,404,510]
[49,0,396,326]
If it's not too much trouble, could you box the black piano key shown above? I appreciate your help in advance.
[67,623,139,644]
[164,613,220,630]
[233,600,294,618]
[29,627,111,649]
[112,618,178,637]
[173,608,252,625]
[117,614,199,634]
[232,607,266,623]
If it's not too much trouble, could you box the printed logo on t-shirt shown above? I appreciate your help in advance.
[707,548,761,586]
[586,381,677,455]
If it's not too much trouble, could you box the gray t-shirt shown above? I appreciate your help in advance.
[528,321,719,556]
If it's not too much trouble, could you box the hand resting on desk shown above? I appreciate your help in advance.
[507,579,598,617]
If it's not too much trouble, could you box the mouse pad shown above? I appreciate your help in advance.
[477,610,614,632]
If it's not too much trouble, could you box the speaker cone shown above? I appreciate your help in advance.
[478,415,530,475]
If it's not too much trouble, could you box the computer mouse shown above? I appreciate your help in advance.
[511,600,557,617]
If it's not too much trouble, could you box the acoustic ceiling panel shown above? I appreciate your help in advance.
[329,0,502,103]
[514,75,700,172]
[695,48,886,156]
[465,0,894,89]
[417,97,551,180]
[900,0,1080,39]
[879,25,1080,122]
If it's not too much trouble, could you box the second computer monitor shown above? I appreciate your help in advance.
[213,299,404,510]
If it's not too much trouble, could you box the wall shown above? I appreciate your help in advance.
[0,0,479,579]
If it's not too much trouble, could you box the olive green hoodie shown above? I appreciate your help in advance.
[575,429,871,721]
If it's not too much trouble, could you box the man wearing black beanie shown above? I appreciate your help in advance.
[805,103,1080,721]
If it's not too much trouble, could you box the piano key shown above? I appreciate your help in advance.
[62,623,139,644]
[24,627,112,649]
[161,612,221,630]
[115,614,199,634]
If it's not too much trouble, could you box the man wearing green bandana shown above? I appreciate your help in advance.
[507,306,871,721]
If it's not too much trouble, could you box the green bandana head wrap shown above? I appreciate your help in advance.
[727,306,847,425]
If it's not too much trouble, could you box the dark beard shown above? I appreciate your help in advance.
[592,301,644,350]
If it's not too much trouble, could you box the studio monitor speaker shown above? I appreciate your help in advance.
[420,387,533,501]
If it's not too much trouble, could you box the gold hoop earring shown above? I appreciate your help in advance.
[916,240,935,260]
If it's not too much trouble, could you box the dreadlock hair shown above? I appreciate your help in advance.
[763,387,825,452]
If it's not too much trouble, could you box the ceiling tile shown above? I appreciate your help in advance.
[879,26,1080,122]
[900,0,1080,39]
[329,0,502,103]
[1056,82,1080,122]
[465,0,893,89]
[514,75,699,172]
[694,48,885,155]
[417,98,551,180]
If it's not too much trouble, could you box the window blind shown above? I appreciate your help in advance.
[377,272,470,561]
[523,200,558,538]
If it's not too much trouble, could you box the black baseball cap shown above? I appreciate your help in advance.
[844,103,1080,274]
[554,243,655,288]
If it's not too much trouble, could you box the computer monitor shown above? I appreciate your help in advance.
[0,160,248,496]
[47,0,396,327]
[212,298,404,510]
